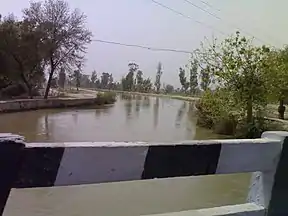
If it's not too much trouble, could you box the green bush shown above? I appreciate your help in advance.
[196,89,239,135]
[196,89,285,138]
[235,117,284,139]
[96,92,116,104]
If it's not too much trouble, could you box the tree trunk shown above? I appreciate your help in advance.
[247,98,253,124]
[20,73,33,99]
[44,67,54,99]
[278,99,285,120]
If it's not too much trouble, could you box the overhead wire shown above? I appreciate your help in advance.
[92,39,194,54]
[91,1,281,53]
[150,0,226,36]
[199,0,221,12]
[182,0,273,46]
[197,0,283,46]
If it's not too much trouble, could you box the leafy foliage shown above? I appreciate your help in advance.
[23,0,92,98]
[155,62,163,93]
[178,67,189,93]
[189,59,198,95]
[195,32,282,138]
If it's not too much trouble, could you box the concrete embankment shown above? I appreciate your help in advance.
[0,97,106,113]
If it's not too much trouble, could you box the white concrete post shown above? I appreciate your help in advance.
[247,131,288,215]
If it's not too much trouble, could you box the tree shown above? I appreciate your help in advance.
[189,59,198,95]
[178,67,189,93]
[58,67,66,88]
[90,70,97,87]
[136,70,143,92]
[142,78,153,93]
[154,62,163,93]
[23,0,92,99]
[200,67,211,91]
[124,62,138,91]
[0,16,46,98]
[196,31,271,130]
[267,47,288,119]
[108,73,114,89]
[100,72,110,89]
[73,69,81,90]
[165,84,174,94]
[79,74,90,87]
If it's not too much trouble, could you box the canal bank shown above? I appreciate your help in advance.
[86,88,200,102]
[0,93,116,113]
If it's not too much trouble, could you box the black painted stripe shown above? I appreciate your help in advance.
[141,144,222,179]
[267,137,288,216]
[0,139,24,215]
[14,147,65,188]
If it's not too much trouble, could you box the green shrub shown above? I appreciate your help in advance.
[235,117,284,138]
[196,89,239,135]
[96,92,116,104]
[196,89,285,138]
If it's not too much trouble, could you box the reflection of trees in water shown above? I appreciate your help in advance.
[185,102,197,139]
[44,114,50,141]
[142,96,151,109]
[187,102,196,119]
[124,98,133,121]
[175,102,187,128]
[153,97,160,128]
[95,106,112,117]
[120,93,133,101]
[135,95,142,117]
[72,111,79,124]
[174,101,198,139]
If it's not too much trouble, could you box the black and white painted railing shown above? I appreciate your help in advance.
[1,131,288,216]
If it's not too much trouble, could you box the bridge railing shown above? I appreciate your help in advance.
[1,131,288,216]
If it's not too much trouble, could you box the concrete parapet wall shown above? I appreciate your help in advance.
[1,132,288,216]
[0,98,101,113]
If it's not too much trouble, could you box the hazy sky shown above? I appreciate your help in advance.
[1,0,287,86]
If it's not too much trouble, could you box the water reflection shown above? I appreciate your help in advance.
[135,95,142,118]
[153,97,159,128]
[95,106,113,117]
[124,97,133,122]
[142,96,150,109]
[175,102,187,128]
[44,115,50,140]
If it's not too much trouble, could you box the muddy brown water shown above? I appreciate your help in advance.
[0,94,250,216]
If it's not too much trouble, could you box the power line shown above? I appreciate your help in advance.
[92,39,194,54]
[183,0,221,20]
[150,0,226,36]
[182,0,272,46]
[195,0,283,46]
[199,0,221,12]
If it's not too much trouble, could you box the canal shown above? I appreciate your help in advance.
[1,94,251,216]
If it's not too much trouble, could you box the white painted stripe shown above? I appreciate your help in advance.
[141,203,265,216]
[54,146,149,186]
[26,138,277,148]
[216,140,281,174]
[28,138,281,177]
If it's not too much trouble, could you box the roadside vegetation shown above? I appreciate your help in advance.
[195,32,287,138]
[96,92,116,105]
